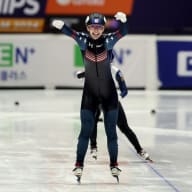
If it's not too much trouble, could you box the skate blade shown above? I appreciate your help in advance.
[146,157,154,163]
[113,175,119,183]
[76,176,81,184]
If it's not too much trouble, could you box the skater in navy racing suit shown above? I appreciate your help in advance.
[52,12,128,179]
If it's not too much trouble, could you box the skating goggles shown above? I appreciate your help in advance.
[87,24,104,30]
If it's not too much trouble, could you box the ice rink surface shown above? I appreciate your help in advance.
[0,90,192,192]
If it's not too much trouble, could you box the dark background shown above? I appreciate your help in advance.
[129,0,192,34]
[1,0,192,34]
[48,0,192,34]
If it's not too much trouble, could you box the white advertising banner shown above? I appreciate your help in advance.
[0,35,157,88]
[113,35,157,88]
[0,35,76,87]
[61,35,157,89]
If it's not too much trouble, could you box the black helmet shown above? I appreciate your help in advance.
[85,13,106,26]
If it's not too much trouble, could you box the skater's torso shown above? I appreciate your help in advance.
[61,24,127,110]
[81,36,115,98]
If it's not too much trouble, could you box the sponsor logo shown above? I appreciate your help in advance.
[57,0,105,6]
[113,48,131,65]
[46,0,134,15]
[0,0,43,16]
[177,51,192,77]
[74,45,83,67]
[0,44,13,67]
[0,0,46,32]
[0,43,35,81]
[0,18,44,32]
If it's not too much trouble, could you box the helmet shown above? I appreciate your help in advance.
[85,13,106,26]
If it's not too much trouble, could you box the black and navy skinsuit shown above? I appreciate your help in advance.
[60,22,128,167]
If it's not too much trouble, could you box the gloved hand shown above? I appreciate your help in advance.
[114,12,127,23]
[115,70,128,98]
[120,85,128,98]
[52,20,64,30]
[76,71,85,79]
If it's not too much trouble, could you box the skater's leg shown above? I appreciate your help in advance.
[117,102,142,153]
[103,108,121,182]
[103,109,118,165]
[90,107,101,149]
[117,102,153,161]
[73,91,99,181]
[90,123,97,149]
[89,106,101,159]
[90,117,98,159]
[76,109,95,166]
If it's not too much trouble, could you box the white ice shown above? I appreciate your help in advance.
[0,90,191,192]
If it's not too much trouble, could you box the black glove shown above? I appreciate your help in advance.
[76,71,85,79]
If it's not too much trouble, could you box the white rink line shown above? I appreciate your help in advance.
[0,108,191,117]
[0,112,80,118]
[134,126,192,137]
[0,112,192,137]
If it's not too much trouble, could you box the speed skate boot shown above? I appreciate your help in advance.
[73,163,83,183]
[139,149,153,162]
[110,163,121,183]
[90,147,97,160]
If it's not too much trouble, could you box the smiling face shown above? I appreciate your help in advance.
[87,24,105,40]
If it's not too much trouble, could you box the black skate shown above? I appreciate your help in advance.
[110,166,121,183]
[90,147,97,160]
[139,149,153,163]
[73,166,83,184]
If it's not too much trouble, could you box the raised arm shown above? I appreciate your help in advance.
[114,12,128,36]
[52,20,87,49]
[105,12,128,48]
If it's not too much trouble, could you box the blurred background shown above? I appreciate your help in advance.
[0,0,192,90]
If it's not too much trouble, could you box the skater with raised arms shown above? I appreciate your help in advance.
[52,11,128,183]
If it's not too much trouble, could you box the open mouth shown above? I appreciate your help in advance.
[92,32,100,37]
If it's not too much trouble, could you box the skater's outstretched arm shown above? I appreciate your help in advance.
[104,12,128,49]
[52,20,88,50]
